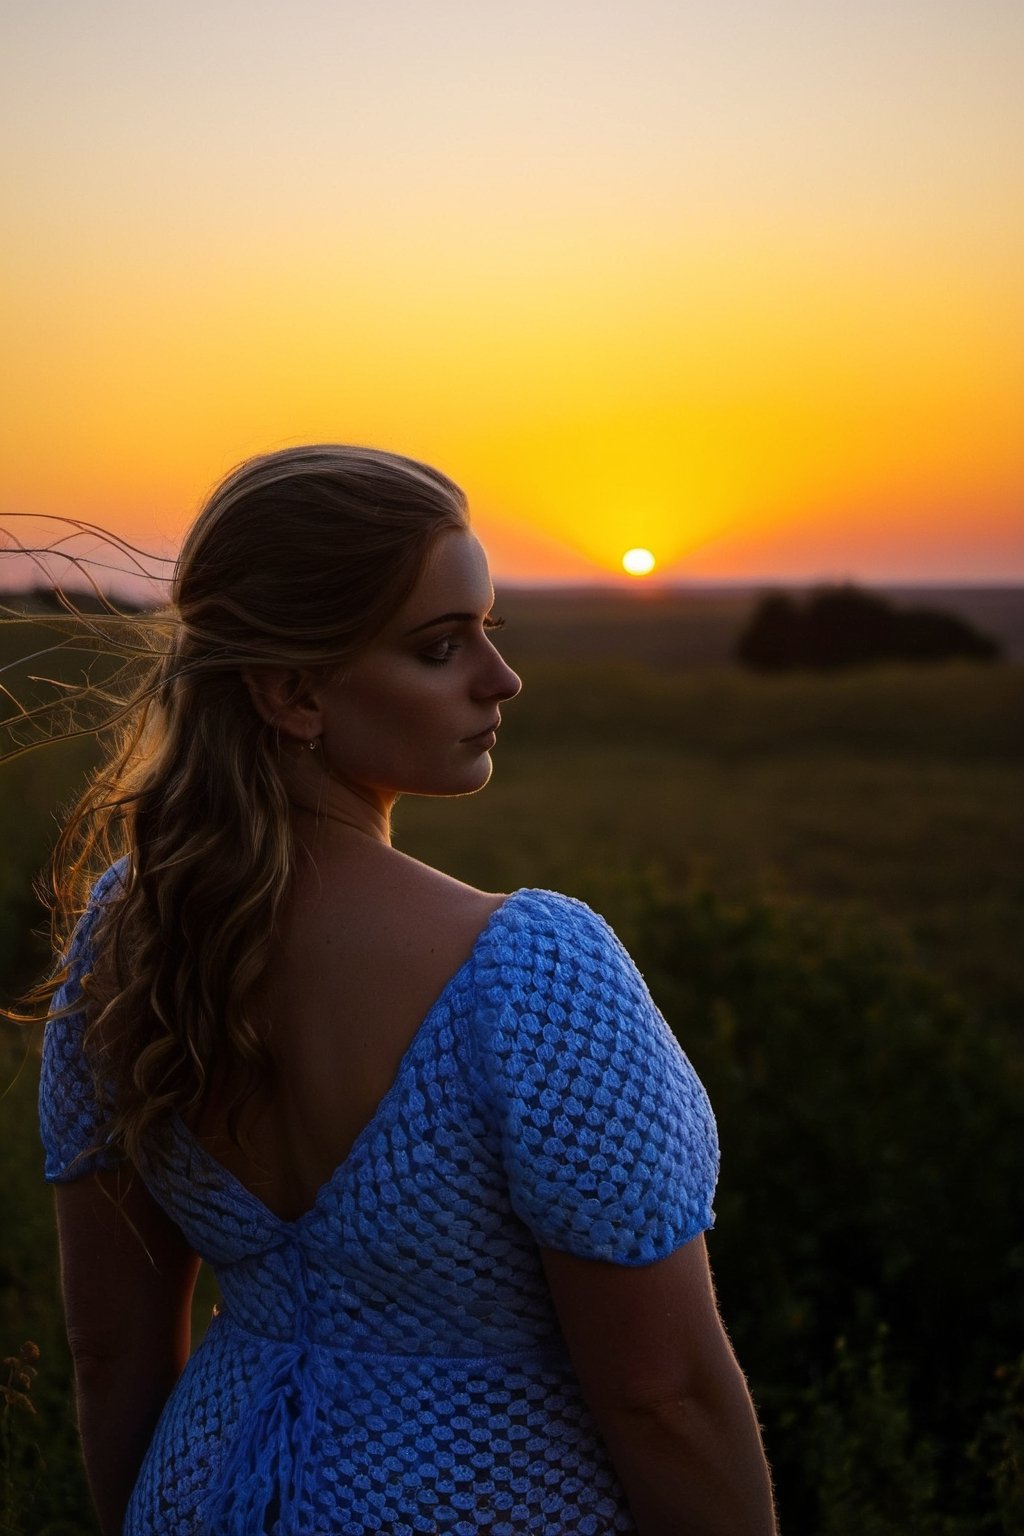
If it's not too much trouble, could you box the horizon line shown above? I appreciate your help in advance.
[3,574,1024,607]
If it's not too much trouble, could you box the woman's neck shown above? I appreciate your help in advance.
[283,755,395,847]
[289,799,391,845]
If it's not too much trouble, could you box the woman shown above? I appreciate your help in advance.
[37,445,776,1534]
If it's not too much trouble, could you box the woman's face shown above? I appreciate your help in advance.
[315,529,521,803]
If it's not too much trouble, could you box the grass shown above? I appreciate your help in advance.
[395,661,1024,1025]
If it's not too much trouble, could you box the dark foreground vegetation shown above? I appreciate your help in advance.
[1,598,1022,1534]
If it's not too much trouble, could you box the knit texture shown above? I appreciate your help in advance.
[41,879,719,1534]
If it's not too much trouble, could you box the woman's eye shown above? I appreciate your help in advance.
[420,617,504,666]
[421,637,461,666]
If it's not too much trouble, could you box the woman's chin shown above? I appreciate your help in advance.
[442,756,495,798]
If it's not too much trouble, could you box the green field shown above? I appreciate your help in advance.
[2,595,1022,1533]
[398,657,1024,1027]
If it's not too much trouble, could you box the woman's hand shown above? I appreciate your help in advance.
[55,1165,199,1536]
[542,1234,777,1536]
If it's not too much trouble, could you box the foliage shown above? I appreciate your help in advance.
[808,1314,945,1536]
[737,585,1002,671]
[970,1355,1024,1534]
[1,1341,43,1536]
[585,872,1023,1532]
[0,1024,96,1533]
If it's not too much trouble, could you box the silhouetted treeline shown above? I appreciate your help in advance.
[738,585,1002,671]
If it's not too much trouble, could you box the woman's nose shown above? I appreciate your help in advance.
[497,658,522,701]
[478,644,521,702]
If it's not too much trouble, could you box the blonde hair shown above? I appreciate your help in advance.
[22,444,468,1162]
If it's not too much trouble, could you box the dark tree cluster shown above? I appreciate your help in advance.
[737,585,1002,671]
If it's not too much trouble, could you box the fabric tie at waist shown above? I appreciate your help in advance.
[199,1336,332,1535]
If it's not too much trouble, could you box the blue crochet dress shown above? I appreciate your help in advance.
[40,867,719,1535]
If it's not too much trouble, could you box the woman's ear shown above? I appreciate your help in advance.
[241,667,322,743]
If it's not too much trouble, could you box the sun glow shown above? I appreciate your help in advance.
[622,547,656,577]
[1,6,1020,584]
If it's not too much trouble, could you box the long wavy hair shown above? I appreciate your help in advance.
[17,444,469,1164]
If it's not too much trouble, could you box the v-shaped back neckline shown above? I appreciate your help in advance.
[171,888,531,1231]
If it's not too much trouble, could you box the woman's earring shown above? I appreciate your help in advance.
[307,739,319,752]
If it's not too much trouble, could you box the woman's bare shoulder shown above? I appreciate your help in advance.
[391,848,508,921]
[285,838,506,972]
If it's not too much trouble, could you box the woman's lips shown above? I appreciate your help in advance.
[463,719,500,742]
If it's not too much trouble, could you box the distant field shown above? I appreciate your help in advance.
[5,580,1022,664]
[3,601,1021,1025]
[493,582,1024,665]
[396,660,1024,1026]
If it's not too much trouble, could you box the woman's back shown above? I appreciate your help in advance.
[192,831,506,1225]
[47,870,722,1532]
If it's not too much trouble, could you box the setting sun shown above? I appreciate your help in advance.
[622,548,656,577]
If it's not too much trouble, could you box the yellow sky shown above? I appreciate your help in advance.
[2,1,1022,584]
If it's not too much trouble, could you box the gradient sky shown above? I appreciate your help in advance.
[2,0,1022,585]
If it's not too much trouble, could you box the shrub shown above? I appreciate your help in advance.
[587,873,1023,1532]
[738,585,1002,671]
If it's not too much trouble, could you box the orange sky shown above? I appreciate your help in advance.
[2,1,1021,586]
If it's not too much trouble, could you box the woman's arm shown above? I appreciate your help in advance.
[54,1166,200,1536]
[542,1234,777,1536]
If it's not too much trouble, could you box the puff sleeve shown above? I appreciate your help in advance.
[475,890,719,1264]
[38,863,125,1181]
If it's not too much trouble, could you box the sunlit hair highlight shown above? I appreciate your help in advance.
[9,444,469,1165]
